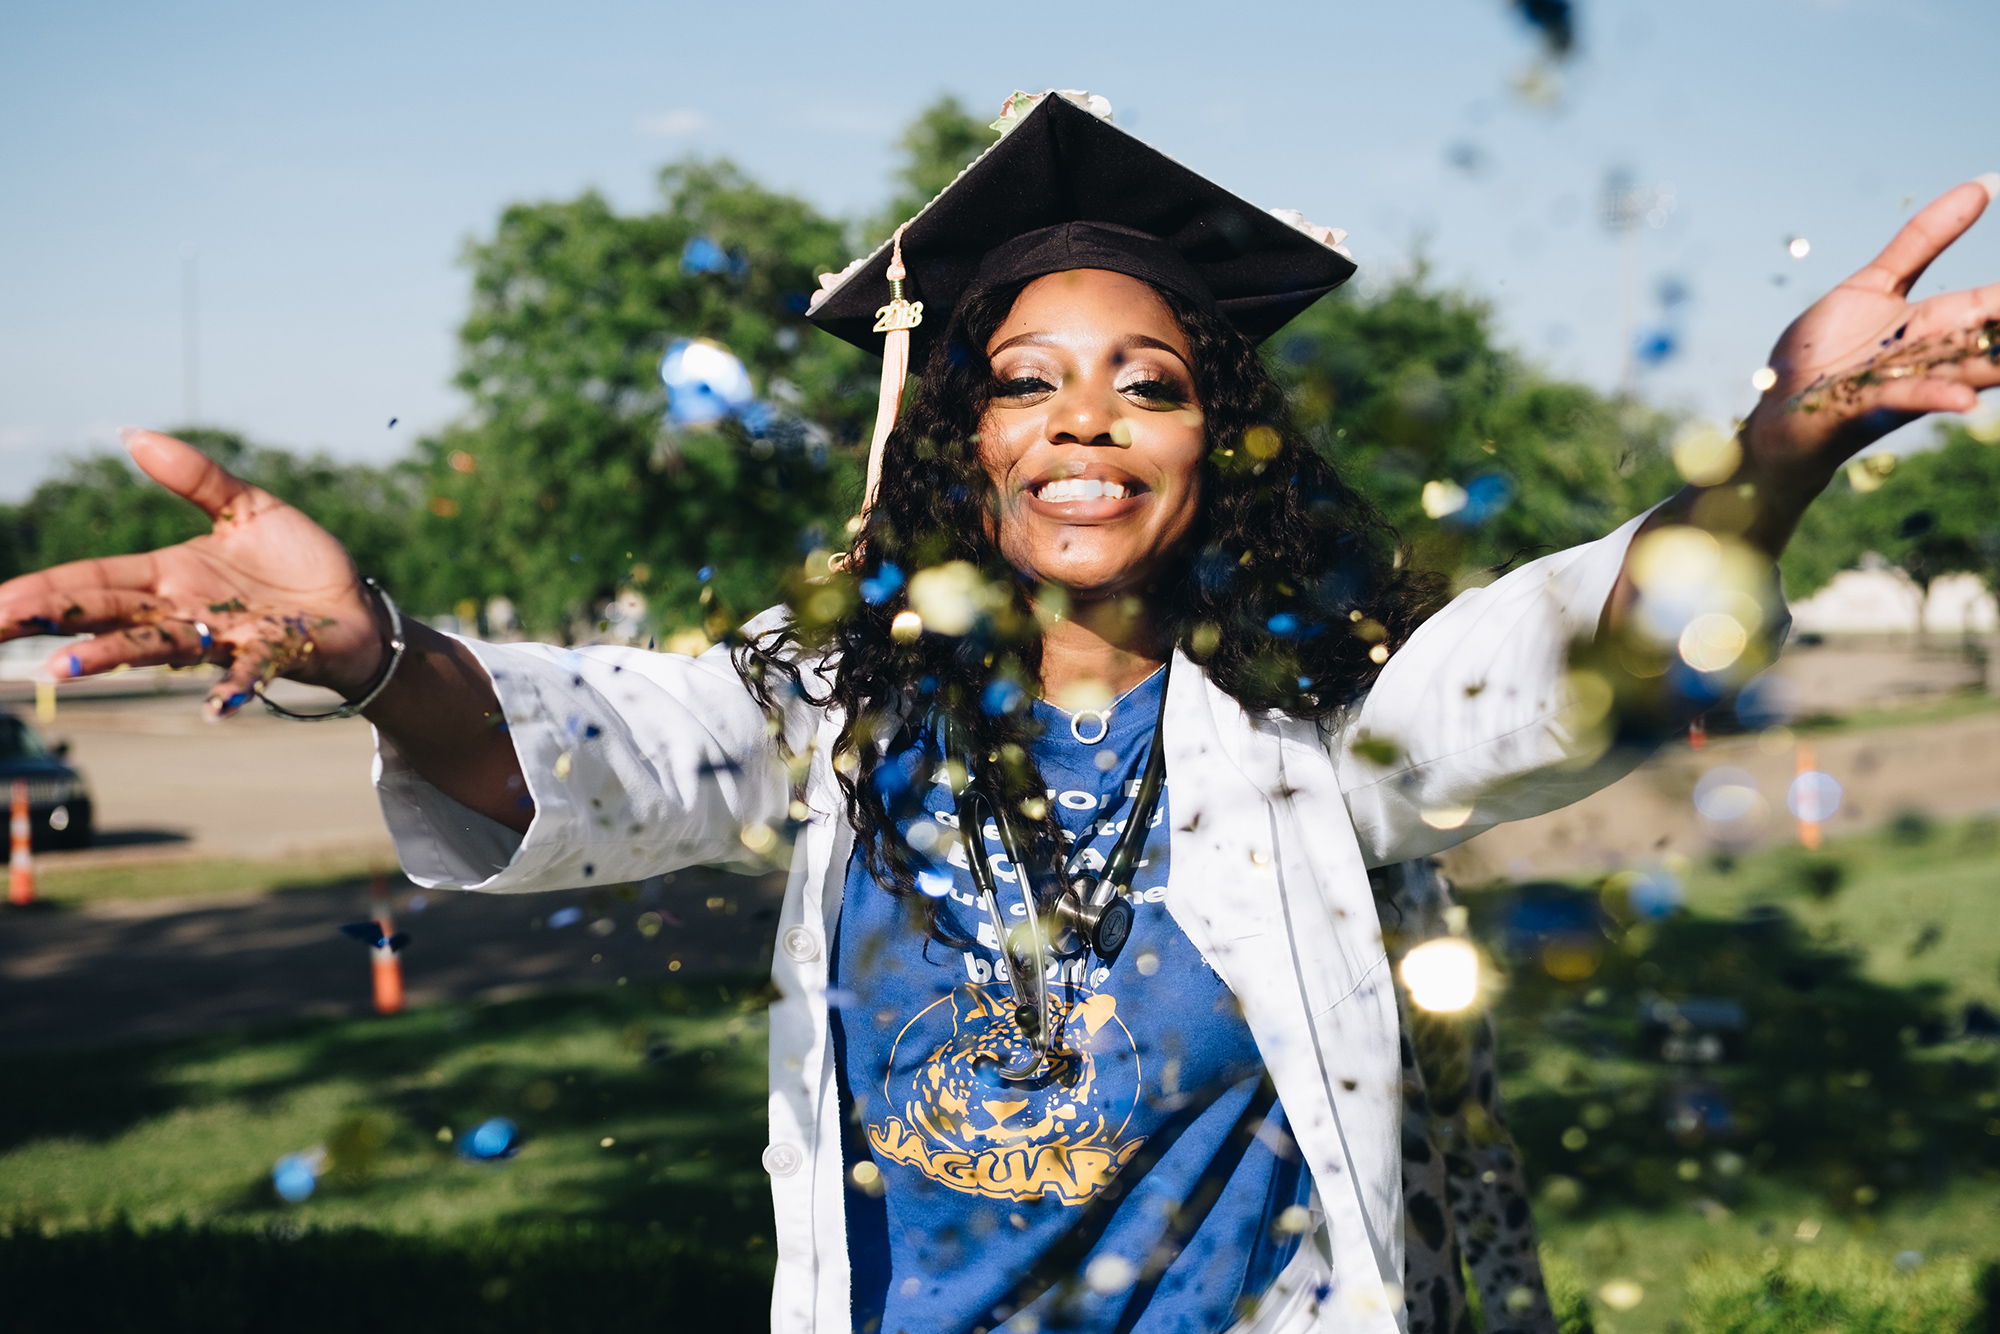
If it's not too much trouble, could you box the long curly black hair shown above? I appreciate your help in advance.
[740,277,1440,943]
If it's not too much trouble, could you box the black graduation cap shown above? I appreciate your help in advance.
[807,90,1357,360]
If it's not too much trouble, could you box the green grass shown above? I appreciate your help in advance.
[1470,816,2000,1333]
[30,851,400,908]
[1682,1244,1986,1334]
[1679,816,2000,1009]
[1787,683,2000,739]
[7,820,2000,1331]
[0,981,775,1242]
[1539,1187,2000,1334]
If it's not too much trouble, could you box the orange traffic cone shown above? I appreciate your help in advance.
[370,872,403,1014]
[1795,742,1822,851]
[9,779,35,906]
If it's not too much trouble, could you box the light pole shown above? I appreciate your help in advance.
[1599,170,1675,397]
[181,246,200,424]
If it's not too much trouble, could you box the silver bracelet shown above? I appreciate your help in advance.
[257,578,407,722]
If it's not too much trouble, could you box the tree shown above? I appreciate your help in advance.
[1271,272,1680,579]
[868,95,998,245]
[409,162,877,636]
[0,428,418,593]
[1780,424,2000,601]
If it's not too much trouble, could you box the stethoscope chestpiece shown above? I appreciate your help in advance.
[1054,873,1135,964]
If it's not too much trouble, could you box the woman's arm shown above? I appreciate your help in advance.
[1339,177,2000,865]
[1606,175,2000,628]
[361,623,532,833]
[0,430,530,828]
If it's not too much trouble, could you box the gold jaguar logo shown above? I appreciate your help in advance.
[867,983,1144,1205]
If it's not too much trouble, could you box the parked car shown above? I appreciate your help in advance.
[0,711,93,852]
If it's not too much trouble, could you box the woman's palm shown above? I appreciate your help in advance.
[1758,178,2000,472]
[0,431,381,713]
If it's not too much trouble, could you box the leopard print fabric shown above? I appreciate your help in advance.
[1375,861,1557,1334]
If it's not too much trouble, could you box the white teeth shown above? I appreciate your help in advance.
[1035,478,1129,502]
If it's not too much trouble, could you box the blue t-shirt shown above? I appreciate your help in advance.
[832,670,1312,1334]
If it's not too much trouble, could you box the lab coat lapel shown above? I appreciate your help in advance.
[1161,657,1403,1331]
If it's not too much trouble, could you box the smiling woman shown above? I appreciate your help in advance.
[4,84,2000,1334]
[763,258,1432,948]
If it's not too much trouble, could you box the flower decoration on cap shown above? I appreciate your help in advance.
[992,89,1113,134]
[1268,208,1355,261]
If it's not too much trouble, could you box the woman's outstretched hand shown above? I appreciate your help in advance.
[0,429,387,718]
[1738,174,2000,545]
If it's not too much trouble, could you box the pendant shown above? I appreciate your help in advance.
[1071,709,1110,745]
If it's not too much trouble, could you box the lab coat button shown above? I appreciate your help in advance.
[762,1143,802,1177]
[782,925,822,962]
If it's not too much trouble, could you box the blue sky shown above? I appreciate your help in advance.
[3,0,1996,498]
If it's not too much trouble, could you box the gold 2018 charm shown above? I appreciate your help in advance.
[873,297,923,334]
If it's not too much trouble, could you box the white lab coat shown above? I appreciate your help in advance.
[372,510,1659,1334]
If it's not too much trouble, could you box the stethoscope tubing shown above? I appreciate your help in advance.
[940,659,1172,1080]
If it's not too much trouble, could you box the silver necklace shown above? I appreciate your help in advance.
[1051,666,1166,746]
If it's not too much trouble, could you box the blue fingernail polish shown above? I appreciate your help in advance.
[66,654,81,677]
[225,691,252,712]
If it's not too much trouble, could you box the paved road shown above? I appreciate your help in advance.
[0,866,787,1053]
[17,679,390,864]
[1445,705,2000,880]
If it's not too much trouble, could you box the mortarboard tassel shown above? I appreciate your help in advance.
[862,224,923,517]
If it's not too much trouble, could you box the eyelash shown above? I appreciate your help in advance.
[991,374,1185,402]
[1123,378,1183,403]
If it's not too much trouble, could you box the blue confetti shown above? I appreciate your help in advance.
[874,760,911,800]
[272,1152,320,1203]
[861,563,905,605]
[547,906,583,929]
[660,337,755,428]
[462,1118,521,1161]
[1451,472,1515,526]
[1627,868,1685,919]
[697,566,714,583]
[982,679,1027,715]
[338,921,409,952]
[679,236,747,279]
[1266,612,1299,636]
[1634,327,1679,367]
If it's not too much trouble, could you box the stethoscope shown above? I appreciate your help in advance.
[940,659,1171,1080]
